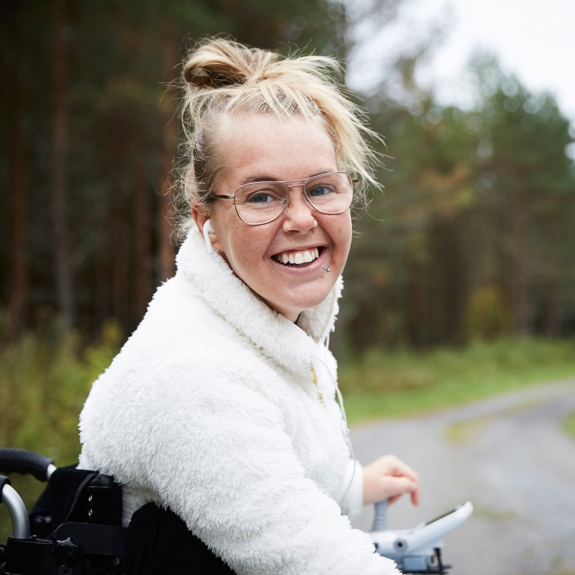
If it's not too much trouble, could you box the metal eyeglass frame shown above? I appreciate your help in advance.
[212,171,357,226]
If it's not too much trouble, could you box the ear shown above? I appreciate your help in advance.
[191,202,222,254]
[191,201,210,233]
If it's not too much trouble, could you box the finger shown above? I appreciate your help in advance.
[388,458,419,483]
[381,476,418,500]
[389,484,420,506]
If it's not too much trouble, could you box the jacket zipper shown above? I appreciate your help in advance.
[310,366,323,404]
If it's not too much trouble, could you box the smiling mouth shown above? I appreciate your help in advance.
[273,247,320,266]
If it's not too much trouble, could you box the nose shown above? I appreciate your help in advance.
[281,185,318,233]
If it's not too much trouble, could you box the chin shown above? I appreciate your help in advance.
[282,291,332,317]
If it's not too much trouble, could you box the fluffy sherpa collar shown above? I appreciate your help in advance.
[175,227,343,373]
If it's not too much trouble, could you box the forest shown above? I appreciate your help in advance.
[2,0,575,355]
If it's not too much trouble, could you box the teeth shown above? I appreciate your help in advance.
[274,248,321,266]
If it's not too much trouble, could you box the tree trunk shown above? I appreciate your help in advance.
[543,279,561,337]
[7,4,29,334]
[158,20,178,282]
[51,0,74,328]
[112,199,130,334]
[406,260,425,348]
[444,217,467,345]
[376,287,389,348]
[94,234,111,330]
[133,123,151,321]
[510,192,530,335]
[100,107,129,334]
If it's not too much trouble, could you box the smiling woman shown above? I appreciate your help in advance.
[77,38,420,575]
[194,114,352,321]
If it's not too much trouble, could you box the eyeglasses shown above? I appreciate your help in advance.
[212,171,356,226]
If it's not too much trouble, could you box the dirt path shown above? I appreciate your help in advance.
[350,378,575,575]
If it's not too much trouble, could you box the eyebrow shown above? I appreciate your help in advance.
[239,171,334,185]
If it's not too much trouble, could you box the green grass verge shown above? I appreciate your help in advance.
[564,412,575,442]
[339,338,575,425]
[0,319,121,540]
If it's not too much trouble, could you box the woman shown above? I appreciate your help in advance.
[79,38,419,574]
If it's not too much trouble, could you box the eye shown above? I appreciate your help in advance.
[240,184,286,206]
[307,184,335,198]
[248,192,275,204]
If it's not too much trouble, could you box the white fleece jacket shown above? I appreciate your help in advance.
[79,227,398,575]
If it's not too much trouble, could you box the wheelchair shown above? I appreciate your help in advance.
[1,447,472,574]
[0,448,234,574]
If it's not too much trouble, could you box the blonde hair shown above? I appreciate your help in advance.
[177,37,381,237]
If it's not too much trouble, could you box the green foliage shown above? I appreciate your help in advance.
[3,0,574,352]
[0,318,120,465]
[0,317,120,540]
[339,338,575,424]
[465,285,512,340]
[341,55,575,353]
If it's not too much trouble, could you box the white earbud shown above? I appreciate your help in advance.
[203,219,214,254]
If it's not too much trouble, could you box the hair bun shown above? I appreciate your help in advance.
[183,38,277,90]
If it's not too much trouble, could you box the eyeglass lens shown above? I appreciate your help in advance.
[234,172,353,225]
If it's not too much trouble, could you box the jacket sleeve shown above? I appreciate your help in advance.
[80,370,398,575]
[339,460,365,521]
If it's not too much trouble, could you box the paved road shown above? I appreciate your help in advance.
[350,379,575,575]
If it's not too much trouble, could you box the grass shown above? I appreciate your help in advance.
[339,338,575,425]
[0,319,121,541]
[0,320,121,464]
[564,412,575,442]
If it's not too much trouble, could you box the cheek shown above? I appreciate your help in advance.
[333,216,352,252]
[222,225,272,271]
[213,207,247,258]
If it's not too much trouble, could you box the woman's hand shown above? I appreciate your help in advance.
[363,455,420,506]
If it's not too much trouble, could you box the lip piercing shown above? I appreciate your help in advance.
[322,267,331,272]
